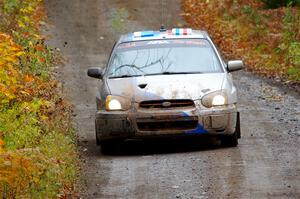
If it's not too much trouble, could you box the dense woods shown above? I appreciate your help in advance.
[182,0,300,83]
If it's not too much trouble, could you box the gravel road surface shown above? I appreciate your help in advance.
[45,0,300,198]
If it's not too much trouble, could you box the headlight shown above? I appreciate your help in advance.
[212,95,226,106]
[105,95,131,111]
[107,99,122,110]
[202,91,227,108]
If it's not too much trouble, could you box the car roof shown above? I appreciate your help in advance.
[118,28,209,44]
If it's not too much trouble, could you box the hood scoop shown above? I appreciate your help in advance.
[138,83,147,89]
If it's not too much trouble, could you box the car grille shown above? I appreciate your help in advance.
[139,99,195,109]
[137,120,198,131]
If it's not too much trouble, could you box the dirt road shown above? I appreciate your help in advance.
[45,0,299,198]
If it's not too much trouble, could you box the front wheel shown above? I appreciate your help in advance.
[221,132,238,147]
[100,140,120,154]
[221,112,240,147]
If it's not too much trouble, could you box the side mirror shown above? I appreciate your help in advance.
[227,60,244,72]
[87,67,103,79]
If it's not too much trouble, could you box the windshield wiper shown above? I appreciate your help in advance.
[144,71,203,76]
[108,74,142,79]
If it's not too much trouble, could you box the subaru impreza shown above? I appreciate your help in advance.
[87,28,244,153]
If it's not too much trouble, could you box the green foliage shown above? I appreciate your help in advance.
[0,101,43,150]
[289,42,300,66]
[0,128,77,198]
[3,0,20,13]
[0,93,78,198]
[260,0,300,9]
[242,5,262,25]
[111,8,128,33]
[0,0,78,197]
[287,67,300,81]
[288,41,300,81]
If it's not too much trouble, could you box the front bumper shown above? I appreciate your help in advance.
[95,104,237,141]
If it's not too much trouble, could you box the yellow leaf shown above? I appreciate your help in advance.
[18,21,26,29]
[16,51,25,57]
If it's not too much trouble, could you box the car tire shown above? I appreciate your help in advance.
[236,112,241,139]
[100,140,119,154]
[95,120,101,146]
[96,135,100,146]
[221,132,238,147]
[221,112,240,147]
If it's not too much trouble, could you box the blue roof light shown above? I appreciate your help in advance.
[134,31,155,38]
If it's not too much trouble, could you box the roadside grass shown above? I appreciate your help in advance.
[182,0,300,83]
[0,0,78,197]
[111,7,128,33]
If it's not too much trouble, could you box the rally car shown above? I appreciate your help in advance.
[87,28,244,153]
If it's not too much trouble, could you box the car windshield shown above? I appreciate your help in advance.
[107,39,223,78]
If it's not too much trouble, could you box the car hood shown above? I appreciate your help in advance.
[106,73,226,102]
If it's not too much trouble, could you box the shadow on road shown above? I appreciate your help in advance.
[81,137,231,157]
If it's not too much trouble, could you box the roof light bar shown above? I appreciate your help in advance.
[133,28,193,38]
[134,31,155,38]
[172,28,192,35]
